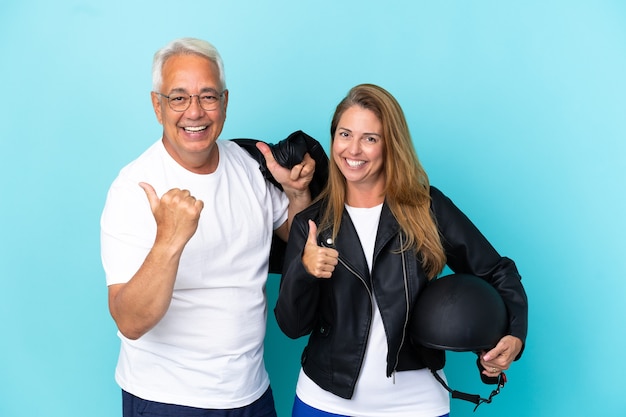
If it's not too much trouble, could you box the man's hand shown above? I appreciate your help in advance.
[256,141,314,239]
[140,182,204,248]
[255,142,315,197]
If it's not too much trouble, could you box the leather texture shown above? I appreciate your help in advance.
[274,186,528,399]
[232,130,329,274]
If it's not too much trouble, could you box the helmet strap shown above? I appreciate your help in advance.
[429,368,507,411]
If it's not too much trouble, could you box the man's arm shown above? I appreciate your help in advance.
[108,182,203,340]
[256,142,314,241]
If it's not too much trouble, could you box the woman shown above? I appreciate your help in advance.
[275,84,528,417]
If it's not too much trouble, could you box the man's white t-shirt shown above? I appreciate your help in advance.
[101,139,288,408]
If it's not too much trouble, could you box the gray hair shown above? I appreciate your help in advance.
[152,37,226,92]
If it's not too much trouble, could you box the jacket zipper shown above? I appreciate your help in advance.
[337,257,373,299]
[321,236,375,371]
[322,237,373,300]
[391,233,411,379]
[323,233,410,382]
[334,253,375,387]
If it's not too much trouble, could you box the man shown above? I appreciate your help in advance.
[100,37,314,416]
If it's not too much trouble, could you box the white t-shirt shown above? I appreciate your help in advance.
[101,139,288,409]
[296,204,450,417]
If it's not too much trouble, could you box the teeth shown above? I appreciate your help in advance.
[184,126,207,132]
[346,159,365,167]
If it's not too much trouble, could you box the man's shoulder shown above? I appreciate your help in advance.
[119,140,163,170]
[218,139,266,176]
[218,138,257,161]
[108,140,165,187]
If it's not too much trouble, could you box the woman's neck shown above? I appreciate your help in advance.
[345,187,385,208]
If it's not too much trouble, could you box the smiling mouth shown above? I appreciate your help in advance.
[183,126,208,133]
[346,158,365,167]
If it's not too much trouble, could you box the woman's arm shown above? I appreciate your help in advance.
[274,214,327,339]
[430,186,529,347]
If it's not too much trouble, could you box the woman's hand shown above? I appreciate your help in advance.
[479,335,523,377]
[302,220,338,278]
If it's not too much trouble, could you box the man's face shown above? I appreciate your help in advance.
[151,53,228,173]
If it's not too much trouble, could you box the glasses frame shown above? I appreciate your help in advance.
[156,90,226,112]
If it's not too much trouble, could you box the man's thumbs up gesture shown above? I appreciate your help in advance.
[302,220,339,279]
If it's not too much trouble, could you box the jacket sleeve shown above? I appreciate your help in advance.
[274,212,322,339]
[430,187,529,348]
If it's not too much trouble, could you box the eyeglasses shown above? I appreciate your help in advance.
[156,90,225,112]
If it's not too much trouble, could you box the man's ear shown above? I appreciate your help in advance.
[151,91,163,125]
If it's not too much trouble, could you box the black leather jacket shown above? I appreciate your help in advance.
[274,186,528,399]
[232,130,329,274]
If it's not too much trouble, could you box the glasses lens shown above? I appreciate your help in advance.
[164,92,222,112]
[167,94,190,111]
[198,93,221,111]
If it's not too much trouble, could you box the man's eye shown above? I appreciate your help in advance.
[170,96,187,102]
[201,95,218,102]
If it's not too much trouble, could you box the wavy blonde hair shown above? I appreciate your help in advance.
[318,84,445,279]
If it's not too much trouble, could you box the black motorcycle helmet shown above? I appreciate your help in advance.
[410,273,510,410]
[411,273,508,352]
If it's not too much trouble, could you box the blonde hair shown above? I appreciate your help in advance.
[318,84,446,278]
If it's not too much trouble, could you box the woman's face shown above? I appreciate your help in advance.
[332,105,385,192]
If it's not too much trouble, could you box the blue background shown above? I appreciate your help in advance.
[1,1,625,416]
